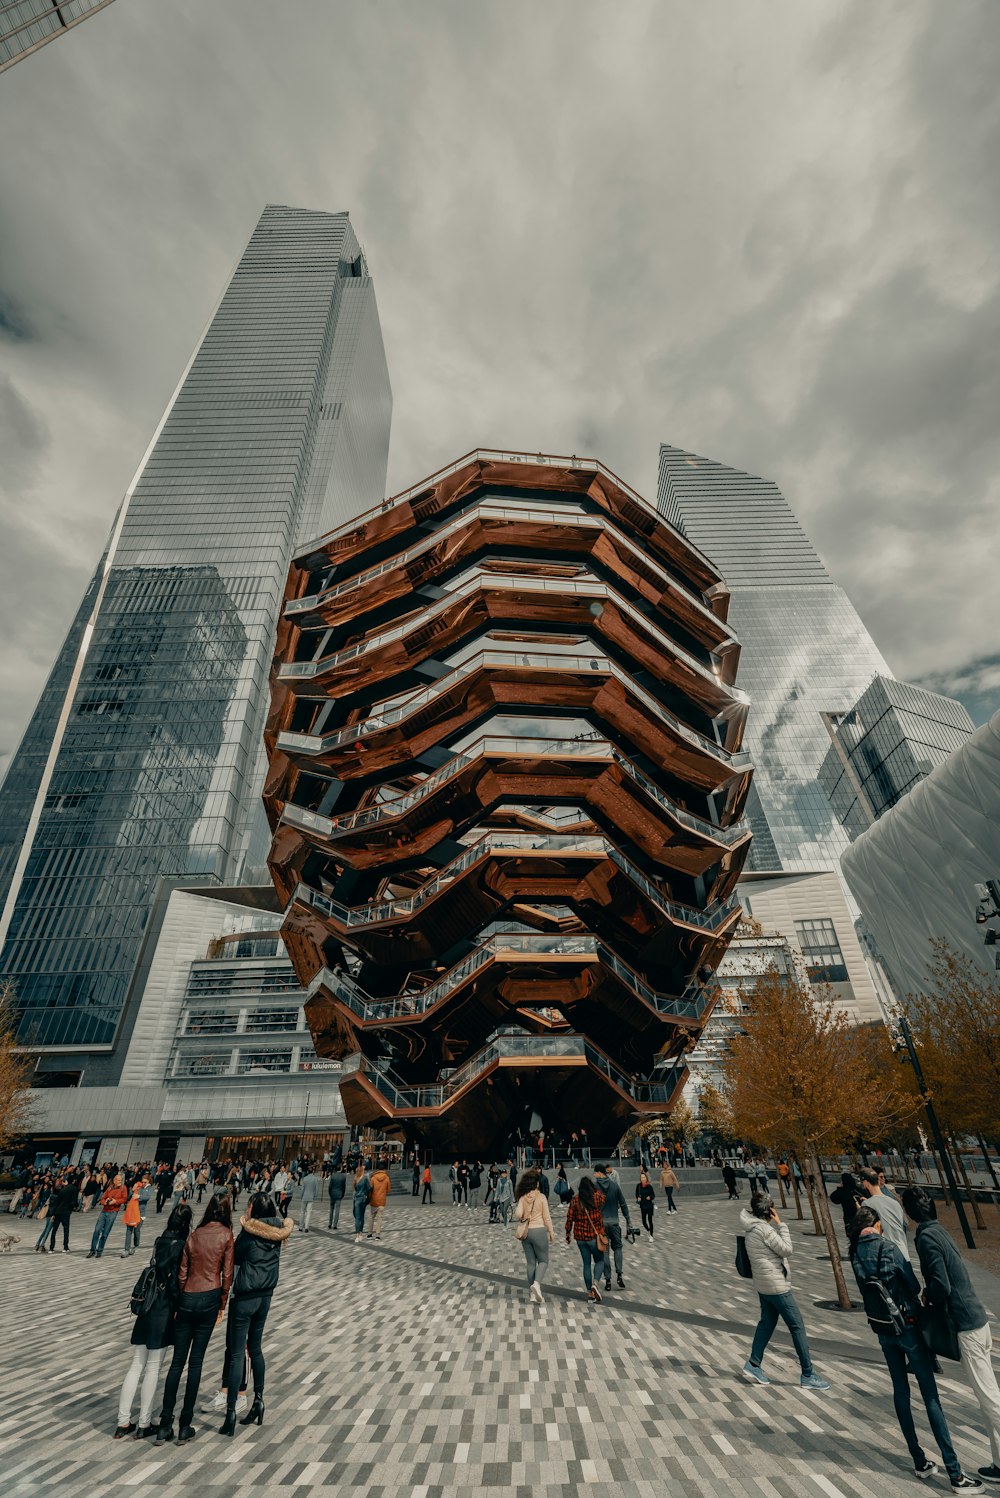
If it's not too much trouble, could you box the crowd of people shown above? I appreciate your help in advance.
[9,1137,1000,1488]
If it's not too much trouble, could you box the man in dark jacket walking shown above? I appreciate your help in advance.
[48,1176,79,1252]
[850,1206,981,1490]
[904,1187,1000,1483]
[327,1167,347,1230]
[594,1164,632,1291]
[722,1163,739,1200]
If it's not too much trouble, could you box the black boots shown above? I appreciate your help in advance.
[219,1409,237,1438]
[240,1396,265,1427]
[154,1423,174,1446]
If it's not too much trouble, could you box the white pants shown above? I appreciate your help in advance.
[959,1323,1000,1466]
[118,1345,166,1427]
[302,1201,314,1230]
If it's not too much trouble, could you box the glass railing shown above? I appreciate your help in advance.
[279,656,744,772]
[341,1030,682,1113]
[279,646,741,765]
[293,830,738,938]
[286,448,724,620]
[284,564,738,697]
[305,921,725,1025]
[279,733,749,845]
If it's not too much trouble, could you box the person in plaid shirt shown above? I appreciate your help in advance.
[565,1176,606,1303]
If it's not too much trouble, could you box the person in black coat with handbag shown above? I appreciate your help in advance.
[219,1194,293,1437]
[904,1186,1000,1484]
[114,1203,192,1440]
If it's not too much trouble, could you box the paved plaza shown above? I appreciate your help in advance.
[2,1185,999,1497]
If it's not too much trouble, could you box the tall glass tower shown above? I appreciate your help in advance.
[657,444,890,872]
[0,205,392,1069]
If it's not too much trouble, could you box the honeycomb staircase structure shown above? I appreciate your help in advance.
[263,450,755,1157]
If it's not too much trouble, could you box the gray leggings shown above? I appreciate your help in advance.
[522,1228,550,1286]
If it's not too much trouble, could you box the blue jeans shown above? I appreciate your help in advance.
[750,1292,813,1376]
[353,1201,366,1234]
[576,1238,605,1292]
[90,1210,118,1255]
[881,1327,960,1479]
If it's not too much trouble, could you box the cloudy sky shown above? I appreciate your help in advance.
[1,0,998,773]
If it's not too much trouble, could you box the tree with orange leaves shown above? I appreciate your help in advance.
[0,981,35,1153]
[721,963,919,1309]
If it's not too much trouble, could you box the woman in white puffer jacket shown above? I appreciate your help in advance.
[740,1193,829,1390]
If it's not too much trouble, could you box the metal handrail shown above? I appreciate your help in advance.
[304,921,730,1024]
[341,1033,686,1112]
[289,446,722,588]
[293,832,739,937]
[279,648,741,766]
[286,507,727,650]
[279,732,749,844]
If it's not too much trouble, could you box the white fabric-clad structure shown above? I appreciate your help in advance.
[842,711,1000,998]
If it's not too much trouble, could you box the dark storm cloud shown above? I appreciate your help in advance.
[0,0,997,760]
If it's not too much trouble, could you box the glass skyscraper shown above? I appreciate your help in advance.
[819,675,974,841]
[1,0,116,73]
[0,205,392,1070]
[657,444,890,872]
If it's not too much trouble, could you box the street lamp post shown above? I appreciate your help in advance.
[893,1010,975,1250]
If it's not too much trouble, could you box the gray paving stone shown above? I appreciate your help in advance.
[0,1191,995,1494]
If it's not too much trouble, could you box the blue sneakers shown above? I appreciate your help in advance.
[742,1360,770,1384]
[800,1373,830,1391]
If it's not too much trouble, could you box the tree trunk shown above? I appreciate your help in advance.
[790,1167,804,1220]
[952,1136,987,1231]
[810,1153,854,1310]
[977,1135,1000,1216]
[799,1155,821,1232]
[775,1158,787,1210]
[932,1147,951,1204]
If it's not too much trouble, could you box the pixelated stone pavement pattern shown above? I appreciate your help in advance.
[2,1181,999,1497]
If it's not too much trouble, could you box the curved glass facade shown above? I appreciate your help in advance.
[0,205,392,1062]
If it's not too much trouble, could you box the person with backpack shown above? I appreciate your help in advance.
[155,1193,235,1446]
[468,1162,483,1208]
[903,1186,1000,1484]
[740,1192,829,1390]
[593,1163,632,1291]
[114,1202,192,1439]
[849,1205,981,1489]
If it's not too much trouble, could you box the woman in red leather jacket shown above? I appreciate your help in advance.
[155,1193,234,1446]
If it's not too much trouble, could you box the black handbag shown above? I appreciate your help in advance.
[919,1303,961,1362]
[129,1259,160,1317]
[735,1235,753,1279]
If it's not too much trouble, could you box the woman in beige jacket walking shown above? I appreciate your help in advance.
[513,1168,555,1305]
[659,1162,680,1212]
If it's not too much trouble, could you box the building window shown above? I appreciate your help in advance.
[244,1007,301,1033]
[794,919,849,984]
[183,1011,239,1035]
[237,1048,293,1075]
[175,1054,229,1078]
